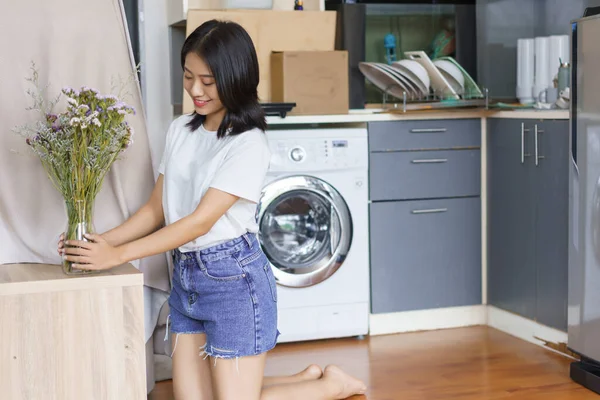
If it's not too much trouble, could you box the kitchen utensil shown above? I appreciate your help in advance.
[433,59,464,94]
[391,59,430,94]
[534,37,550,99]
[433,60,464,87]
[517,38,535,103]
[538,87,558,104]
[384,34,397,65]
[261,102,296,118]
[404,51,459,100]
[358,62,410,100]
[558,62,570,92]
[548,35,569,84]
[371,63,415,97]
[375,63,419,98]
[436,56,483,98]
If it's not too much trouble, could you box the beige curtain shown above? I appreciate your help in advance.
[0,0,171,392]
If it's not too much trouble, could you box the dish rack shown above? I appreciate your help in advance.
[378,86,490,113]
[364,51,489,112]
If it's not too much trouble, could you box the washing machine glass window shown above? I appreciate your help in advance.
[258,176,353,288]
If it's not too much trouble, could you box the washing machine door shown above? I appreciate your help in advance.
[257,175,353,288]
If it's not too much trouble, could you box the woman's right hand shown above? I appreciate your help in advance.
[57,233,65,256]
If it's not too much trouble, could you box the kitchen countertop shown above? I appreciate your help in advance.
[266,108,570,125]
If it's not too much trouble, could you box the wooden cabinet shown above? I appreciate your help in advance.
[0,263,147,399]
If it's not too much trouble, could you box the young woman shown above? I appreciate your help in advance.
[60,19,366,400]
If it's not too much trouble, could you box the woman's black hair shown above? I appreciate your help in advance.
[181,20,266,138]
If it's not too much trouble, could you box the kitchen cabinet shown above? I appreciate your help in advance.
[487,118,569,330]
[370,149,480,201]
[368,119,482,314]
[370,197,481,313]
[534,120,569,330]
[487,119,537,319]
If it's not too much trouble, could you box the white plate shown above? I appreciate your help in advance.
[390,60,430,96]
[358,62,412,100]
[390,66,429,97]
[436,56,484,98]
[404,51,459,99]
[433,59,465,90]
[374,63,420,99]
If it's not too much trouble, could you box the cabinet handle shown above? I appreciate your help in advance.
[410,128,447,133]
[411,208,448,214]
[535,124,545,166]
[521,122,531,164]
[411,158,448,164]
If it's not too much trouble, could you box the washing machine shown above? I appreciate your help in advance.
[257,127,370,343]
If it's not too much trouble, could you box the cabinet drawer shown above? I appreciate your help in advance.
[368,119,481,151]
[370,149,480,201]
[369,197,482,314]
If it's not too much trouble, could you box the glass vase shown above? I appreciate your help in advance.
[63,198,98,275]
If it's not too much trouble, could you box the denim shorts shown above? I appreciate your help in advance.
[167,232,279,359]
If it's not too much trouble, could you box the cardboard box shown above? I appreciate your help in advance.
[270,51,349,115]
[169,0,324,25]
[183,10,336,113]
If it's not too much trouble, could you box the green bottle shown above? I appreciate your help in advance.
[558,62,570,92]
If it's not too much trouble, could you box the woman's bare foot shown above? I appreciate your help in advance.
[323,365,367,399]
[263,364,323,388]
[301,364,324,381]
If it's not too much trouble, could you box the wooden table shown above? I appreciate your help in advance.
[0,263,147,400]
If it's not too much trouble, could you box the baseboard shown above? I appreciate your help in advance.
[370,305,573,358]
[486,305,572,358]
[369,305,487,335]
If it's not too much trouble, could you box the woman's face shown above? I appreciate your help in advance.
[183,53,225,121]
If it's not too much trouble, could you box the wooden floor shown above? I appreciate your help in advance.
[149,326,599,399]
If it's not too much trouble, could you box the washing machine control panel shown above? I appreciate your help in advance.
[289,147,306,162]
[268,136,368,171]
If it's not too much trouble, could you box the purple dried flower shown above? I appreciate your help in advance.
[86,109,92,117]
[125,137,134,149]
[62,87,79,97]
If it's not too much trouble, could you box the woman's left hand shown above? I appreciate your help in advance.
[63,233,124,271]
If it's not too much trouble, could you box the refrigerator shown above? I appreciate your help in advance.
[569,7,600,394]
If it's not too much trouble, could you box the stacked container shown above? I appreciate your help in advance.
[516,35,569,104]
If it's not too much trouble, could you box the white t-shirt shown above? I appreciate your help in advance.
[158,114,271,252]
